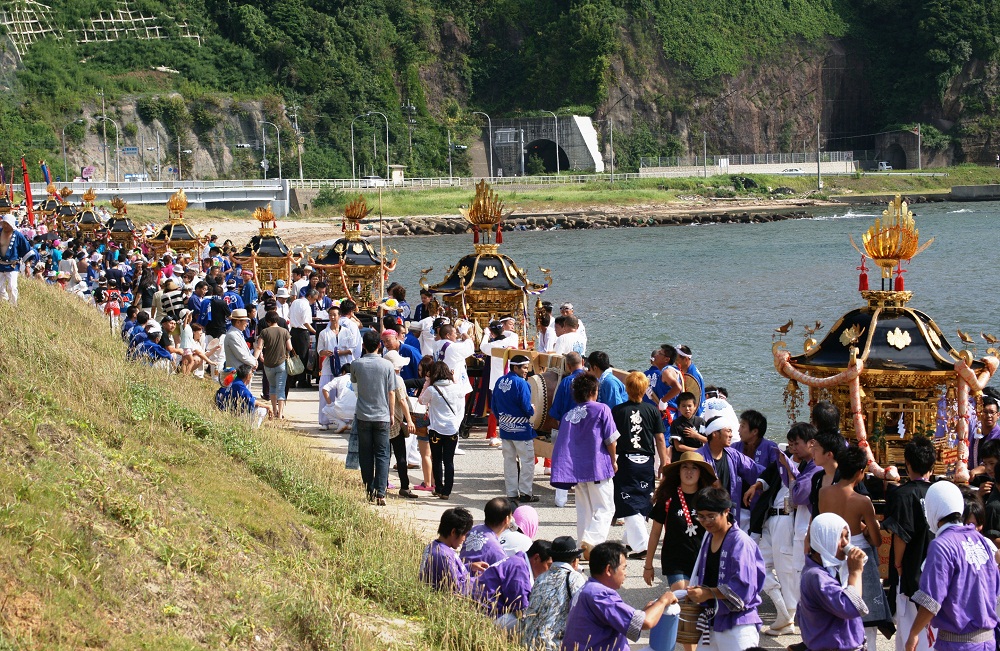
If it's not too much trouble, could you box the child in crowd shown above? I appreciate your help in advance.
[669,392,705,454]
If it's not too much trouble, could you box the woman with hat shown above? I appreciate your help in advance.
[520,535,587,651]
[684,486,765,651]
[643,451,717,651]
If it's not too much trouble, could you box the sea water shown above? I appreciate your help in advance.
[386,200,1000,428]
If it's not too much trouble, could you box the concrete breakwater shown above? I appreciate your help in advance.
[374,208,815,237]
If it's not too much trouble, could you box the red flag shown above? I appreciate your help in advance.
[21,157,35,227]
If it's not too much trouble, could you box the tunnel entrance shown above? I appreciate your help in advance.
[525,139,570,173]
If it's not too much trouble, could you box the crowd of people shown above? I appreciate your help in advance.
[6,213,1000,651]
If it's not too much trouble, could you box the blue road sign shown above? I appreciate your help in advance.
[122,146,139,156]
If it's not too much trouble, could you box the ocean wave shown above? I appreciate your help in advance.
[812,210,877,221]
[948,208,975,214]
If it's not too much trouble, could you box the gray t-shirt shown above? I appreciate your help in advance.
[350,353,395,422]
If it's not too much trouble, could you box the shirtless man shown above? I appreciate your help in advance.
[818,444,890,649]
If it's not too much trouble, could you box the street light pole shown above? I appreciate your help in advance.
[366,111,390,180]
[61,119,83,183]
[261,120,282,179]
[541,110,559,175]
[472,111,493,182]
[350,113,366,186]
[96,115,121,183]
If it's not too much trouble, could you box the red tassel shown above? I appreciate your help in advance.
[473,226,479,244]
[858,272,868,291]
[894,273,905,291]
[496,224,502,244]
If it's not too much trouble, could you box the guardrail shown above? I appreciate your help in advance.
[9,179,284,192]
[289,173,648,190]
[641,152,856,167]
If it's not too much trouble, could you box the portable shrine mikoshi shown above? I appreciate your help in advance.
[148,189,205,258]
[773,195,998,482]
[105,196,137,250]
[426,180,550,343]
[0,184,11,215]
[229,204,297,292]
[312,196,396,311]
[35,184,63,226]
[73,188,104,237]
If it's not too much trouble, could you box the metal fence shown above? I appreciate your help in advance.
[289,173,647,190]
[640,151,855,168]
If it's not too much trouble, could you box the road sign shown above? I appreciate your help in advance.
[260,159,270,171]
[122,146,139,156]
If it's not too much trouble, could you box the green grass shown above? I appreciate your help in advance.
[0,282,520,650]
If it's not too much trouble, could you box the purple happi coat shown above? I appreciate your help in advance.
[473,551,533,617]
[560,578,644,651]
[912,524,1000,651]
[693,524,764,632]
[551,401,619,489]
[420,539,472,595]
[798,556,868,651]
[460,524,507,567]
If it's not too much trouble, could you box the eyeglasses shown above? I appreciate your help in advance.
[985,409,999,417]
[695,512,722,522]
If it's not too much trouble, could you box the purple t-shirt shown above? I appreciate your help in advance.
[551,401,619,488]
[561,579,643,651]
[460,524,507,567]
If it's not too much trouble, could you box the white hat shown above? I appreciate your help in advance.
[560,302,574,311]
[230,308,249,320]
[1,214,15,229]
[179,308,192,321]
[701,397,740,438]
[383,349,409,370]
[275,288,290,298]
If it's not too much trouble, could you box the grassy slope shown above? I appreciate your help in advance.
[0,282,517,650]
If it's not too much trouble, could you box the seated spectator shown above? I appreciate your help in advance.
[420,507,479,594]
[473,540,552,629]
[215,365,271,427]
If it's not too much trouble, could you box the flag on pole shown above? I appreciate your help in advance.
[21,157,35,227]
[40,160,51,185]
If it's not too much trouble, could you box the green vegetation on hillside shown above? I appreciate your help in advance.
[3,0,1000,177]
[0,283,517,649]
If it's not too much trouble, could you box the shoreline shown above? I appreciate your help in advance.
[195,192,957,250]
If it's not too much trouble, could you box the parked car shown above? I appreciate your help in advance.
[359,176,387,188]
[877,162,893,171]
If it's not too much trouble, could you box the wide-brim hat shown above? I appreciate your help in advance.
[275,288,290,298]
[383,349,409,370]
[230,308,249,320]
[550,535,584,562]
[661,451,717,487]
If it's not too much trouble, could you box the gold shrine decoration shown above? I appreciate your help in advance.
[59,187,74,200]
[167,189,188,223]
[253,203,277,236]
[82,187,97,204]
[852,194,933,276]
[461,179,509,227]
[342,196,371,241]
[111,196,127,215]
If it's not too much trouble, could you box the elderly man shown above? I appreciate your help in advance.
[381,327,421,381]
[288,288,318,388]
[350,329,396,505]
[223,308,258,372]
[0,214,32,305]
[559,302,587,350]
[492,355,536,501]
[522,536,588,651]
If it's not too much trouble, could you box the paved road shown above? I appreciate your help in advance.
[280,386,893,650]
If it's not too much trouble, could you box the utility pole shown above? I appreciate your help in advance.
[609,118,614,183]
[156,132,161,181]
[520,128,525,176]
[99,89,108,183]
[448,129,453,183]
[816,122,822,190]
[917,123,922,170]
[291,105,304,181]
[703,132,707,178]
[178,133,182,182]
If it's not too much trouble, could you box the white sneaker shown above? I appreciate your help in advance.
[554,488,568,507]
[763,623,797,637]
[488,439,502,448]
[454,447,466,455]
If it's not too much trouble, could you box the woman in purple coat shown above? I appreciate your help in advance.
[798,512,869,651]
[685,487,764,651]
